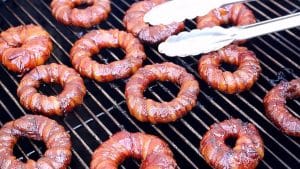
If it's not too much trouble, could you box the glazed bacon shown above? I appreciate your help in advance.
[70,29,146,82]
[125,62,200,123]
[200,119,264,169]
[198,45,261,94]
[0,115,72,169]
[17,63,86,116]
[123,0,184,44]
[263,78,300,137]
[0,24,52,73]
[51,0,111,28]
[196,3,256,29]
[90,131,177,169]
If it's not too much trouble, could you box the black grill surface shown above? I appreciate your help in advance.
[0,0,299,168]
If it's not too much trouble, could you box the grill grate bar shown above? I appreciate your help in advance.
[250,6,299,50]
[288,1,300,11]
[272,0,296,13]
[251,43,299,86]
[255,36,299,73]
[252,1,300,39]
[71,149,89,169]
[246,3,300,52]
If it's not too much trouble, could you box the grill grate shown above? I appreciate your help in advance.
[0,0,299,168]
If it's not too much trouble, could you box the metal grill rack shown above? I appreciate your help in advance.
[0,0,299,168]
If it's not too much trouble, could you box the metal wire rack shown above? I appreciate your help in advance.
[0,0,299,168]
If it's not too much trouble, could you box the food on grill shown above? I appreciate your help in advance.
[17,63,86,116]
[0,24,52,73]
[263,78,300,137]
[123,0,184,44]
[125,62,200,123]
[51,0,111,28]
[198,45,261,94]
[70,29,146,82]
[0,115,72,169]
[200,119,264,169]
[90,131,177,169]
[196,3,256,29]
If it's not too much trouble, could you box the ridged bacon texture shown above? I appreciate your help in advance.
[200,119,264,169]
[90,131,177,169]
[0,115,72,169]
[125,62,200,123]
[17,63,86,116]
[0,24,52,73]
[196,3,256,29]
[70,29,146,82]
[51,0,111,28]
[198,45,261,94]
[123,0,184,44]
[263,78,300,137]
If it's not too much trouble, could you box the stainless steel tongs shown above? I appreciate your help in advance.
[158,12,300,57]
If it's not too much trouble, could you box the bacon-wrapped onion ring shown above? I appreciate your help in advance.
[91,131,177,169]
[125,62,200,123]
[51,0,111,28]
[17,63,86,116]
[200,119,264,169]
[263,78,300,137]
[0,115,72,169]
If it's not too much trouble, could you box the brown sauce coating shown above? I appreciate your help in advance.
[196,3,256,29]
[198,45,261,94]
[263,78,300,137]
[200,119,264,169]
[17,63,86,116]
[90,131,177,169]
[70,29,146,82]
[125,62,200,123]
[0,24,52,73]
[0,115,72,169]
[123,0,184,44]
[51,0,111,28]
